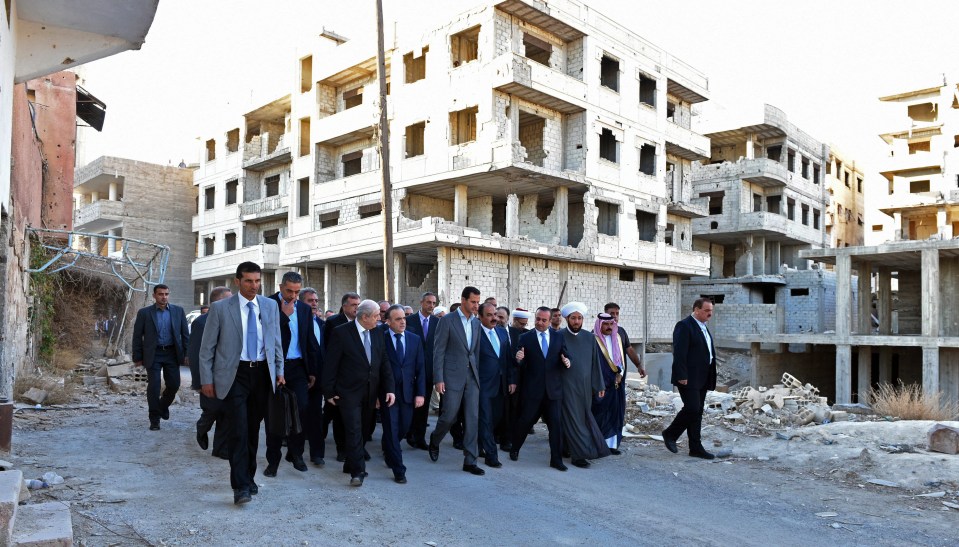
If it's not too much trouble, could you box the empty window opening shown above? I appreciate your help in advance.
[300,55,313,93]
[639,73,656,107]
[618,269,635,282]
[872,224,883,232]
[319,210,340,229]
[787,198,796,221]
[766,195,781,214]
[954,135,959,148]
[664,223,675,246]
[639,143,656,176]
[299,118,311,156]
[653,274,669,286]
[707,194,723,215]
[225,232,237,252]
[342,151,363,177]
[801,204,809,226]
[701,294,725,304]
[263,229,279,245]
[761,286,777,304]
[766,145,782,162]
[343,87,363,110]
[404,47,428,83]
[753,193,762,212]
[801,156,810,179]
[226,129,239,153]
[907,102,937,123]
[596,200,618,236]
[523,33,551,66]
[205,139,216,162]
[812,163,821,184]
[857,177,863,193]
[518,112,547,167]
[600,55,619,91]
[203,237,215,256]
[636,210,657,242]
[844,171,850,187]
[451,26,480,66]
[405,122,426,158]
[599,128,618,163]
[790,288,809,296]
[910,179,930,193]
[908,139,930,154]
[787,149,796,172]
[857,214,863,226]
[204,187,215,210]
[264,175,280,197]
[535,199,552,223]
[359,202,382,219]
[298,177,310,217]
[450,106,478,145]
[813,208,821,229]
[710,221,719,229]
[226,179,238,205]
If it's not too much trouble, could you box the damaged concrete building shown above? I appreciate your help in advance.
[191,0,713,345]
[825,146,865,249]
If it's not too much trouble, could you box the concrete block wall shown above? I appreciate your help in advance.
[402,262,439,308]
[467,195,493,234]
[325,262,357,312]
[564,111,586,171]
[519,194,559,244]
[897,270,921,335]
[754,350,838,402]
[318,84,335,117]
[514,256,562,310]
[404,194,454,222]
[647,274,680,340]
[709,303,781,347]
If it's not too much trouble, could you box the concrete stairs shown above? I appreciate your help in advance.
[0,470,73,546]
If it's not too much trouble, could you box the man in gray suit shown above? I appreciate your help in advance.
[428,286,485,475]
[199,261,285,505]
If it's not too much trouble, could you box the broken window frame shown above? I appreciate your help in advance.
[342,150,363,177]
[600,54,620,92]
[450,106,478,145]
[405,121,426,158]
[404,47,428,83]
[225,179,238,205]
[451,25,480,67]
[522,33,552,66]
[264,175,281,198]
[638,72,656,108]
[638,143,656,176]
[297,177,310,217]
[596,200,619,236]
[343,86,363,110]
[598,127,618,164]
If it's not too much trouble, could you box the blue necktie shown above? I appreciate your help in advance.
[363,329,371,363]
[489,329,500,357]
[422,316,429,339]
[395,333,405,362]
[540,331,548,357]
[246,301,258,360]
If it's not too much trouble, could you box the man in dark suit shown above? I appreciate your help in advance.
[264,272,320,476]
[476,303,515,468]
[299,287,326,466]
[381,305,425,483]
[663,298,717,460]
[189,286,233,457]
[321,292,361,461]
[499,306,528,451]
[511,306,570,471]
[132,284,190,431]
[404,291,438,450]
[323,299,395,486]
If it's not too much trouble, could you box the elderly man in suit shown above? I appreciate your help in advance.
[476,302,515,468]
[404,291,438,450]
[663,298,718,460]
[189,286,233,457]
[132,284,190,431]
[199,261,284,505]
[321,292,361,462]
[380,305,425,483]
[428,286,484,476]
[511,306,570,471]
[322,299,395,487]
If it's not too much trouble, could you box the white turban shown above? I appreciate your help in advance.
[512,308,532,319]
[561,302,587,318]
[433,306,448,316]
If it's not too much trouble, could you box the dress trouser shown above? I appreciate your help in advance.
[478,391,503,462]
[146,348,180,422]
[381,398,414,477]
[663,386,708,448]
[429,375,479,465]
[511,390,563,465]
[224,362,271,492]
[266,361,309,465]
[197,393,229,457]
[339,396,373,478]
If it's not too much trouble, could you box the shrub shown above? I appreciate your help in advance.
[869,381,959,421]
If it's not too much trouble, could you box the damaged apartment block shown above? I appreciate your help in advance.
[190,0,714,349]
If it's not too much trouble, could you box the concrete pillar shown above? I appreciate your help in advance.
[323,263,333,313]
[107,229,117,254]
[937,206,948,239]
[878,268,892,335]
[893,212,903,240]
[505,194,519,238]
[554,186,569,246]
[835,254,851,338]
[736,235,754,277]
[91,191,100,202]
[745,133,754,159]
[857,346,872,403]
[878,348,893,385]
[356,259,368,295]
[393,252,407,306]
[108,182,118,201]
[750,342,760,387]
[921,248,940,337]
[436,246,452,305]
[857,260,871,334]
[836,344,852,404]
[454,184,468,227]
[922,346,939,397]
[752,236,765,275]
[942,349,959,408]
[768,241,781,274]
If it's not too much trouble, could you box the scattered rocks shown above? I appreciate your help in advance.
[927,423,959,455]
[21,388,48,405]
[866,478,900,488]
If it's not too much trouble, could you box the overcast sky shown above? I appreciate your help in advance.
[79,0,959,176]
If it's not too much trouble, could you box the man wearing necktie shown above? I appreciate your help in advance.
[380,305,425,483]
[299,288,327,466]
[404,292,438,450]
[476,303,516,468]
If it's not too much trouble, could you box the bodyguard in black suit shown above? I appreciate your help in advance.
[510,307,569,471]
[404,292,438,449]
[322,299,395,486]
[298,288,327,465]
[663,298,718,460]
[476,303,515,468]
[190,286,233,457]
[264,272,320,476]
[132,284,190,430]
[381,305,426,483]
[321,292,361,461]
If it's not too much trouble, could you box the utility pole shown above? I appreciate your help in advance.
[375,0,394,302]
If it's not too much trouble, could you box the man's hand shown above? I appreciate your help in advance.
[385,393,396,407]
[135,361,143,367]
[515,348,525,361]
[281,298,296,317]
[201,384,216,398]
[638,364,647,378]
[508,384,516,395]
[435,382,446,395]
[598,390,605,398]
[561,355,571,368]
[414,396,425,408]
[307,375,316,389]
[183,357,189,366]
[276,375,286,386]
[327,395,339,406]
[678,379,688,386]
[375,398,381,410]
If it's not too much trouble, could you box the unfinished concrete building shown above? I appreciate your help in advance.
[825,146,865,249]
[73,157,197,309]
[190,0,713,344]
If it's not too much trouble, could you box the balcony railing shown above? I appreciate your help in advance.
[240,194,289,222]
[192,244,280,279]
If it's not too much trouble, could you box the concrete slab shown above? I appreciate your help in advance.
[11,502,73,547]
[0,469,23,546]
[641,353,674,391]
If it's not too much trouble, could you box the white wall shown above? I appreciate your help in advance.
[0,1,18,214]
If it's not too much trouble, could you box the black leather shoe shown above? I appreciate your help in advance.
[363,449,371,461]
[290,457,308,472]
[484,458,502,468]
[149,422,160,431]
[197,431,209,450]
[161,406,170,421]
[479,448,486,458]
[462,464,485,476]
[263,463,278,478]
[662,432,679,454]
[509,450,518,462]
[335,453,346,463]
[394,474,407,484]
[350,475,364,487]
[428,443,439,462]
[414,441,430,451]
[499,443,512,452]
[311,457,325,466]
[453,440,464,450]
[609,448,622,456]
[571,459,590,468]
[233,489,252,505]
[689,448,715,460]
[550,461,568,472]
[249,483,258,495]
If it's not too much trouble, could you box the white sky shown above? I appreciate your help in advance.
[79,0,959,176]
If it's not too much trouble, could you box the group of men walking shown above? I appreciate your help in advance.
[131,261,719,505]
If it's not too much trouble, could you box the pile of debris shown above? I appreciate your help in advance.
[72,354,146,393]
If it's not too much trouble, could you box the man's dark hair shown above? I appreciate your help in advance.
[550,307,560,314]
[449,303,461,313]
[153,284,169,294]
[385,304,405,320]
[209,286,231,302]
[604,302,620,312]
[200,305,210,311]
[496,306,510,315]
[340,292,361,305]
[479,302,497,315]
[281,271,303,285]
[536,306,551,315]
[484,297,497,304]
[378,300,391,306]
[420,291,436,302]
[298,287,318,301]
[461,286,481,299]
[236,261,262,279]
[693,298,714,310]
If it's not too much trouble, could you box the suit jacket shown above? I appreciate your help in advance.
[305,314,326,385]
[198,294,285,399]
[671,315,717,391]
[507,326,526,354]
[322,320,394,406]
[516,328,565,401]
[322,312,349,350]
[405,312,438,385]
[383,330,426,404]
[132,303,190,366]
[477,326,515,399]
[187,313,209,389]
[268,292,321,378]
[432,310,481,389]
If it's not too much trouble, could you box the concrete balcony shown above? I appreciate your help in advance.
[667,196,708,218]
[192,244,280,280]
[664,121,709,161]
[878,151,941,177]
[243,142,291,172]
[240,194,289,223]
[693,157,789,189]
[73,200,124,231]
[314,102,379,146]
[489,53,588,114]
[876,189,948,215]
[693,210,822,246]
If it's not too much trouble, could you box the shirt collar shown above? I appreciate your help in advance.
[457,307,470,321]
[482,325,497,335]
[389,328,404,338]
[693,316,709,330]
[241,294,258,308]
[419,312,431,321]
[354,320,368,336]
